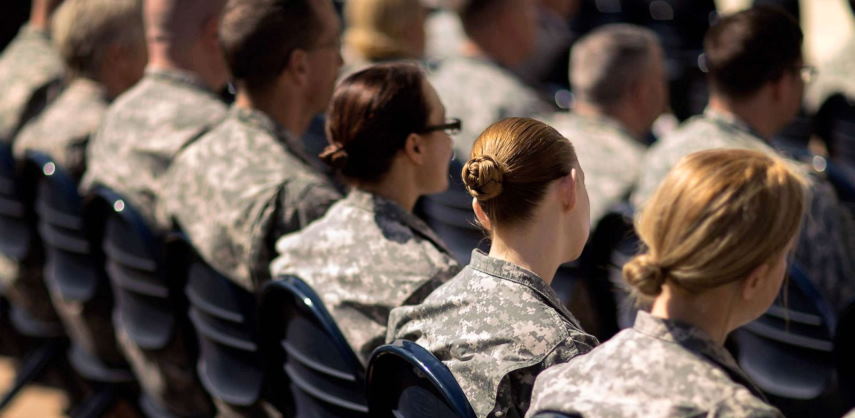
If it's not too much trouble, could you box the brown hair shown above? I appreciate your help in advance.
[322,63,430,182]
[344,0,422,61]
[462,117,578,228]
[624,149,806,297]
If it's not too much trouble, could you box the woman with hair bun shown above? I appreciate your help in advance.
[388,117,598,418]
[270,62,461,364]
[527,148,806,418]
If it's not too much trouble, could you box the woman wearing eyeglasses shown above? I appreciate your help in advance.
[388,117,599,418]
[270,62,462,364]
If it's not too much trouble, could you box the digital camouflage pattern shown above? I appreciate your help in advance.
[162,106,341,291]
[0,24,64,145]
[526,311,783,418]
[547,111,645,225]
[388,250,598,418]
[80,68,227,229]
[633,108,855,313]
[14,78,108,178]
[429,55,552,158]
[271,189,461,365]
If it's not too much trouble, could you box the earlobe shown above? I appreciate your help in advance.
[472,198,491,231]
[290,49,309,84]
[403,133,425,165]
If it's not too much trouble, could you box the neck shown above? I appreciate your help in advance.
[147,43,221,92]
[574,101,647,141]
[708,94,778,141]
[355,159,420,212]
[487,216,565,285]
[29,1,52,31]
[650,284,739,345]
[461,35,518,68]
[234,86,312,138]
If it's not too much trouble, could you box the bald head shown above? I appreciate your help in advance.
[144,0,226,46]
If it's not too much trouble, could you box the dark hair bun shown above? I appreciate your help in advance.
[623,254,667,296]
[319,143,349,170]
[462,155,504,201]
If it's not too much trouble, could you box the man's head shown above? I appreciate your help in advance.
[143,0,229,89]
[569,24,667,138]
[220,0,342,115]
[458,0,537,67]
[52,0,147,97]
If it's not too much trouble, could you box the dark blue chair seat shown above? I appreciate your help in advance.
[260,275,368,417]
[367,340,475,418]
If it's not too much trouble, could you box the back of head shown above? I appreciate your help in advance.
[462,117,577,228]
[144,0,225,47]
[458,0,509,36]
[220,0,322,92]
[704,5,803,99]
[624,149,806,298]
[52,0,145,79]
[323,62,429,182]
[570,23,661,109]
[344,0,424,61]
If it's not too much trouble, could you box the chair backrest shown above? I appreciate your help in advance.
[92,186,178,351]
[260,275,368,417]
[366,340,475,418]
[0,145,36,265]
[185,256,264,408]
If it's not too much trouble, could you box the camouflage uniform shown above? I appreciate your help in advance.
[81,68,227,229]
[0,24,64,145]
[270,189,461,364]
[526,311,783,418]
[161,106,341,291]
[547,111,645,225]
[14,78,108,179]
[633,108,855,313]
[429,55,552,158]
[387,250,598,418]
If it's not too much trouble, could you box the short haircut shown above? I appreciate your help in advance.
[323,63,430,182]
[144,0,226,45]
[458,0,511,36]
[704,5,803,99]
[570,24,661,108]
[51,0,145,78]
[219,0,323,91]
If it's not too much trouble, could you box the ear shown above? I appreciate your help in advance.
[768,73,790,103]
[402,133,426,166]
[472,198,491,231]
[202,13,221,48]
[285,49,310,86]
[740,263,771,301]
[558,168,578,212]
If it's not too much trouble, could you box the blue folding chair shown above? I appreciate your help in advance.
[366,340,475,418]
[260,275,368,417]
[731,264,851,417]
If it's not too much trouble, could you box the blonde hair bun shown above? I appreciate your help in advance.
[462,155,504,200]
[623,254,667,296]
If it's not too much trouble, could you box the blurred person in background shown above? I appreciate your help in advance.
[515,0,579,91]
[634,6,855,315]
[528,149,804,418]
[343,0,427,67]
[547,23,666,227]
[389,117,598,418]
[430,0,552,158]
[80,0,229,229]
[14,0,147,179]
[271,63,461,365]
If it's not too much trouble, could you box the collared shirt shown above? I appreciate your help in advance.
[633,108,855,313]
[0,24,64,145]
[547,111,645,225]
[81,67,228,228]
[270,189,461,364]
[429,55,553,158]
[526,311,783,418]
[162,106,341,291]
[388,250,598,418]
[14,77,108,178]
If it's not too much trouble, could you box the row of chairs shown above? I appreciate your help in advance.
[0,148,478,417]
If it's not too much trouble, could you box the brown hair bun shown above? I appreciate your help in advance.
[319,144,349,170]
[462,155,504,201]
[623,254,667,296]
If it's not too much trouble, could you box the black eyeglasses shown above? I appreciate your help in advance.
[421,118,462,135]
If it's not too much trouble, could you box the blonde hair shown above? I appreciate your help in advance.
[51,0,145,78]
[462,117,578,228]
[344,0,424,61]
[624,149,806,297]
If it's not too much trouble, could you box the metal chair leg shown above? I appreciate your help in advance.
[0,339,64,410]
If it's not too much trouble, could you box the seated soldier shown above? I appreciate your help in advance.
[388,117,598,418]
[270,63,462,364]
[528,149,804,418]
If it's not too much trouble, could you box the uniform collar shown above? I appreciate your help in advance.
[145,67,216,95]
[345,189,454,256]
[468,250,582,328]
[633,311,769,401]
[229,105,317,168]
[702,107,767,141]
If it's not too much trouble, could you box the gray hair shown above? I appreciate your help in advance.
[51,0,145,78]
[570,24,662,108]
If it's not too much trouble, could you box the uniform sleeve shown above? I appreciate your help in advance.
[707,396,785,418]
